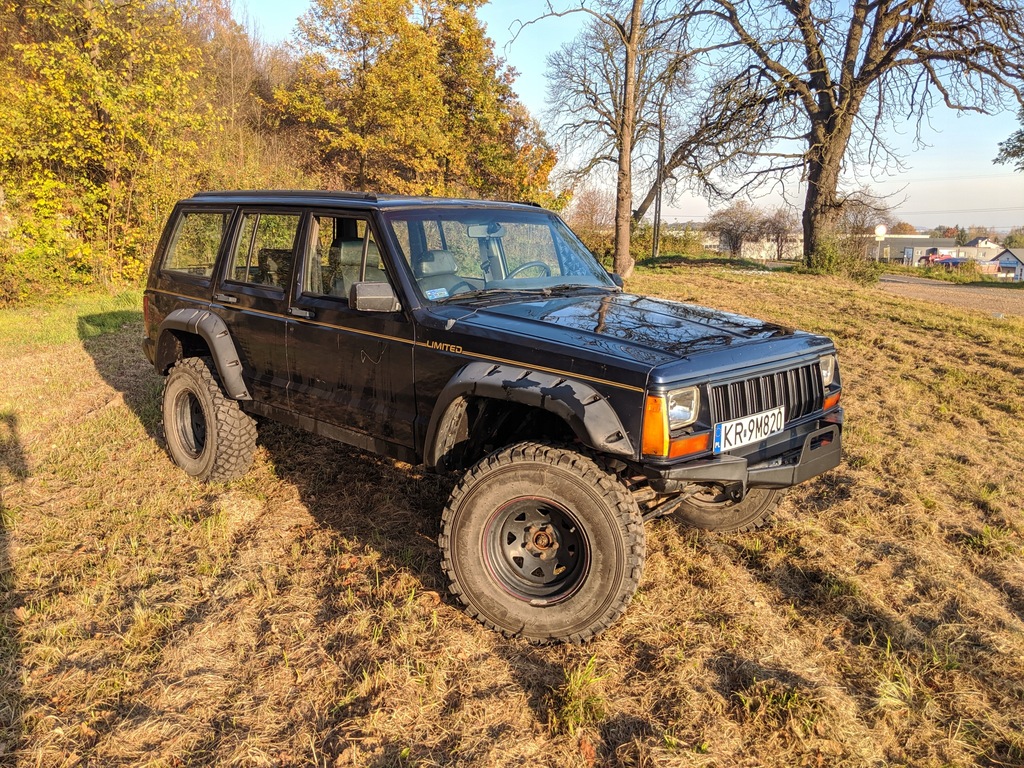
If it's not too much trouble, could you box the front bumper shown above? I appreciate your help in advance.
[644,411,843,495]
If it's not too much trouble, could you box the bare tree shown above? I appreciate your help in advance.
[689,0,1024,265]
[630,69,775,222]
[706,201,765,257]
[566,184,616,235]
[996,107,1024,172]
[762,207,798,261]
[543,0,690,278]
[835,190,895,236]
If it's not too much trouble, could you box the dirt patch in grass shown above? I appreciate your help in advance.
[1,276,1022,767]
[879,275,1024,318]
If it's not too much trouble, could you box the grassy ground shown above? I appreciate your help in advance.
[1,271,1022,767]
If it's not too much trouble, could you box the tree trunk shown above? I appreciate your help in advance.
[801,120,850,267]
[613,0,645,279]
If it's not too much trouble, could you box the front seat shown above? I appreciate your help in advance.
[415,250,464,295]
[330,239,386,299]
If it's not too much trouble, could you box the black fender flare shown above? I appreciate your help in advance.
[424,362,634,467]
[155,308,251,400]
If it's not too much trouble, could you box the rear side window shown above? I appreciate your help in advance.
[229,212,301,291]
[162,211,230,278]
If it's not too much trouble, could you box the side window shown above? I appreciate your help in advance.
[162,211,229,279]
[303,215,386,300]
[229,212,301,290]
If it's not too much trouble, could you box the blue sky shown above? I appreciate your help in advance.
[238,0,1023,230]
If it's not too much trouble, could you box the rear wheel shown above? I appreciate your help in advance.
[673,486,783,532]
[162,357,257,482]
[440,442,645,644]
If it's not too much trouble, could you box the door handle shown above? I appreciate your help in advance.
[213,293,238,304]
[288,307,315,319]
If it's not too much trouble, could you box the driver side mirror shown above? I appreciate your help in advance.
[350,281,401,312]
[608,272,624,288]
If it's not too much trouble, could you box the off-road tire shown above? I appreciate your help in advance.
[440,442,645,644]
[673,487,783,533]
[162,356,257,482]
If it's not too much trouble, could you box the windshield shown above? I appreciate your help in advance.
[382,207,616,303]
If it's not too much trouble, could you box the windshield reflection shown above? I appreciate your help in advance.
[382,207,617,303]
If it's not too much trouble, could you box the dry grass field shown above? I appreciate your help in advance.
[1,268,1022,767]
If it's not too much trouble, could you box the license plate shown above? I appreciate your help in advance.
[713,406,786,454]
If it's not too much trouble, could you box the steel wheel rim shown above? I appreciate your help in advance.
[174,390,207,459]
[483,497,590,603]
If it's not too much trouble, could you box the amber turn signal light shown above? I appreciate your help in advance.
[824,391,841,411]
[669,432,711,458]
[642,396,669,456]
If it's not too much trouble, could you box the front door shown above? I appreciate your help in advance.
[286,211,417,455]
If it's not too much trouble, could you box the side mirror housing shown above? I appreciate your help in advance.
[608,272,625,288]
[350,281,401,312]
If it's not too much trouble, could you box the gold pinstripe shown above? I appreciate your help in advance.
[150,288,646,393]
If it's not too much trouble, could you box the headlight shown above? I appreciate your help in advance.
[667,386,700,430]
[819,355,837,387]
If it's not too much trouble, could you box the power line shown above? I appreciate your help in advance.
[894,206,1024,215]
[870,172,1022,183]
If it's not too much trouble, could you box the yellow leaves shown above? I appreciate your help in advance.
[279,0,558,200]
[0,1,218,301]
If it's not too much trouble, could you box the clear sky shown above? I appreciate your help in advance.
[238,0,1024,231]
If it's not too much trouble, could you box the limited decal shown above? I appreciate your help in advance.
[424,340,464,354]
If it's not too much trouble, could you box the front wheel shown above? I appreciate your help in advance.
[673,486,784,532]
[440,442,645,644]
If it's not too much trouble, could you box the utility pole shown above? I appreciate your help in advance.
[651,104,665,263]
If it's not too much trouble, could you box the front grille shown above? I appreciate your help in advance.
[710,363,824,425]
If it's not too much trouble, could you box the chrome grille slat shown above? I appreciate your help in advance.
[711,364,824,426]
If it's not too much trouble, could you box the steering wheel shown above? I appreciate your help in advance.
[507,261,552,278]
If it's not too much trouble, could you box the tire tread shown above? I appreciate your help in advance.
[165,357,257,482]
[439,441,645,644]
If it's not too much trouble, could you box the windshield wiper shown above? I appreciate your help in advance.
[440,284,617,303]
[540,284,619,296]
[439,287,549,303]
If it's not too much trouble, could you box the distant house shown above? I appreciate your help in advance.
[879,235,1003,266]
[989,249,1024,281]
[877,237,958,266]
[961,237,1004,262]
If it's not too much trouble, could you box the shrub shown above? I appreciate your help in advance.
[804,236,883,284]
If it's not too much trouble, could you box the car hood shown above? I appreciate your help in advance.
[441,291,833,382]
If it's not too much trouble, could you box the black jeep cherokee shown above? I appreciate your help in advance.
[143,190,843,643]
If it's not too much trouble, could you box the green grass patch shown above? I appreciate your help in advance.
[0,289,142,356]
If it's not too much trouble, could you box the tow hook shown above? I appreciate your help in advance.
[725,482,745,503]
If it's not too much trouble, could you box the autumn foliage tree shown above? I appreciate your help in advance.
[0,0,561,305]
[277,0,558,201]
[0,0,207,295]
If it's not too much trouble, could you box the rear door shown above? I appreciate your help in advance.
[286,210,417,453]
[213,208,303,406]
